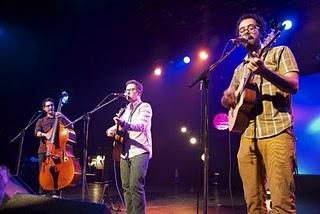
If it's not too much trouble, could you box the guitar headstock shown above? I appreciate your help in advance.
[259,24,284,57]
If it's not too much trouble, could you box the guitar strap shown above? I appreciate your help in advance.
[120,102,143,157]
[128,102,143,122]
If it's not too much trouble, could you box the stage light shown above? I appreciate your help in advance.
[199,51,208,60]
[183,56,191,64]
[213,113,228,130]
[154,67,162,76]
[282,20,292,30]
[180,126,187,133]
[308,116,320,134]
[189,137,197,145]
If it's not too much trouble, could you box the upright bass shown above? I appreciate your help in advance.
[39,91,81,191]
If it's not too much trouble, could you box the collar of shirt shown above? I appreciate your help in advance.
[129,98,142,110]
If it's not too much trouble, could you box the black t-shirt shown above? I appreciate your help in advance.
[34,115,69,153]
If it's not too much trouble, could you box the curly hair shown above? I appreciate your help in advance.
[235,13,266,39]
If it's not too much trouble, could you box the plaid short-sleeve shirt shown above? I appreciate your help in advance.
[230,46,299,138]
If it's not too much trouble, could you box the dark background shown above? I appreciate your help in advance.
[0,0,319,192]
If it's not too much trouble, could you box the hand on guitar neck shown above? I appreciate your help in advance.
[106,107,127,143]
[247,51,299,94]
[113,115,126,144]
[246,51,268,76]
[106,120,125,143]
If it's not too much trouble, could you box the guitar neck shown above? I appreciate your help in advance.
[50,97,64,144]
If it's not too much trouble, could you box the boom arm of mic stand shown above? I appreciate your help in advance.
[64,97,120,129]
[189,44,238,88]
[9,111,43,176]
[10,111,43,143]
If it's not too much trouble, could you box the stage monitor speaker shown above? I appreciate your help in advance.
[4,176,34,198]
[0,193,111,214]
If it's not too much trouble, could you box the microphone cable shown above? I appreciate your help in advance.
[113,160,125,211]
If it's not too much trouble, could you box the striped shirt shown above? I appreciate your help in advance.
[230,46,299,138]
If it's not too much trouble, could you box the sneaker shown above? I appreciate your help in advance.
[52,194,60,198]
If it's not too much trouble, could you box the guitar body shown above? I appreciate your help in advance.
[39,154,77,191]
[39,157,81,190]
[110,107,127,162]
[112,142,122,162]
[112,128,126,162]
[228,87,256,133]
[39,123,81,190]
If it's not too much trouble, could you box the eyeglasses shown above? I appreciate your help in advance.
[238,24,260,35]
[124,88,137,93]
[44,104,54,108]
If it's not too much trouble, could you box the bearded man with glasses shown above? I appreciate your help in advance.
[221,13,299,213]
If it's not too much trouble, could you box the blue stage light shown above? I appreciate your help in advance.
[282,20,293,30]
[183,56,191,64]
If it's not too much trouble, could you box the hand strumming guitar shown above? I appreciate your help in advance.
[106,129,116,137]
[106,115,125,138]
[221,87,236,109]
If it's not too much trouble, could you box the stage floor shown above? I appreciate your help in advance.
[57,182,320,214]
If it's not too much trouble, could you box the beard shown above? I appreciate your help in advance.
[244,38,261,53]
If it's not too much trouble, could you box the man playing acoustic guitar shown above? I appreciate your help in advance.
[106,80,152,214]
[221,13,299,213]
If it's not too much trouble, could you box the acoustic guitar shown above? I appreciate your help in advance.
[111,107,127,161]
[228,26,284,133]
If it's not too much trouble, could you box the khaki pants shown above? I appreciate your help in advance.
[237,131,296,214]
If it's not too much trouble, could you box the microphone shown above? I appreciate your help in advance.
[230,35,250,44]
[112,93,126,98]
[38,110,45,113]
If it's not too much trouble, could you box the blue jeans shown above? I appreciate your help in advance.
[120,153,149,214]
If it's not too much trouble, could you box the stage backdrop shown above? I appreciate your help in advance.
[293,72,320,175]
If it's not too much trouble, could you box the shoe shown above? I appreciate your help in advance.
[52,194,60,198]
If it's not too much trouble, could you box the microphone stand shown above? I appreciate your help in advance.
[66,95,120,201]
[10,111,43,176]
[189,42,238,214]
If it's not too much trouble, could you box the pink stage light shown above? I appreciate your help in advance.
[213,113,228,130]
